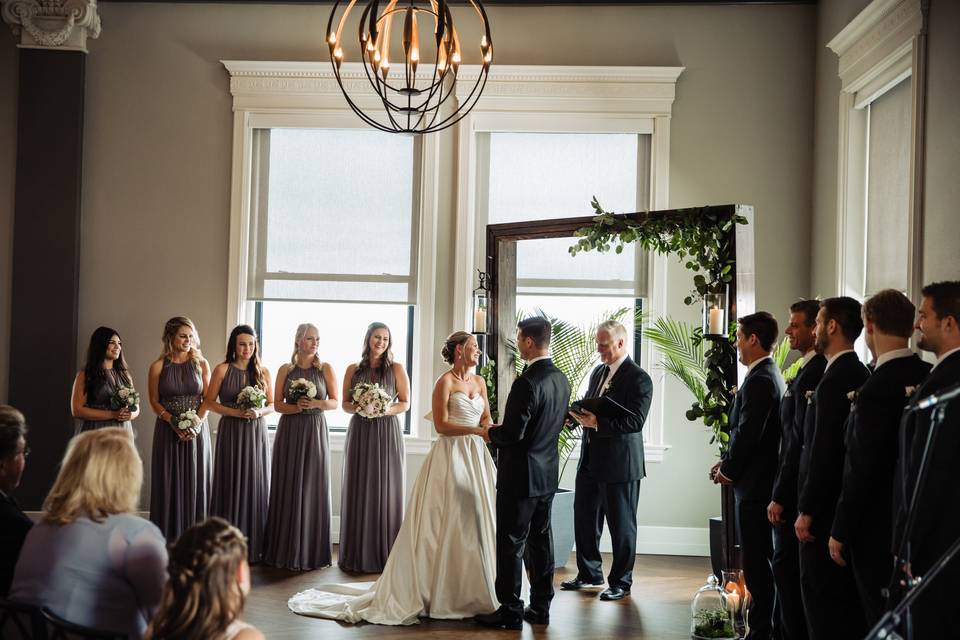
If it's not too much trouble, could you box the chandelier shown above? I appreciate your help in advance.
[326,0,493,134]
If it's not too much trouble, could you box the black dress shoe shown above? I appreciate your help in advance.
[523,606,550,625]
[599,586,631,601]
[475,610,523,630]
[559,577,605,590]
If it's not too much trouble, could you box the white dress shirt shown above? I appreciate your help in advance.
[874,347,915,370]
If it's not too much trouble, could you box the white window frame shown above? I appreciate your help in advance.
[450,65,684,462]
[829,0,927,302]
[222,60,442,454]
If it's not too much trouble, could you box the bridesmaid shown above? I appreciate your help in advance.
[71,326,139,433]
[338,322,410,573]
[204,325,273,563]
[147,316,213,543]
[263,323,338,570]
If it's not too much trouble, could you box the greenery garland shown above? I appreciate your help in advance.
[569,198,748,454]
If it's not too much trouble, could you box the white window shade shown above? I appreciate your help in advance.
[865,77,911,294]
[247,128,419,303]
[487,132,649,297]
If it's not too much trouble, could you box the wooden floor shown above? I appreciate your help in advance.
[246,548,710,639]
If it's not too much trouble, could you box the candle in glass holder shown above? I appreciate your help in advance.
[474,308,487,334]
[724,589,741,612]
[708,306,724,335]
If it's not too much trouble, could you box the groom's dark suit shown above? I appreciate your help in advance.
[573,356,652,592]
[486,358,570,621]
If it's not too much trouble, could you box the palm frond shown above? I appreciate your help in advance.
[660,356,707,404]
[772,336,792,370]
[643,317,708,381]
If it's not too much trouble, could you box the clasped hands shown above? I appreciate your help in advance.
[567,408,598,429]
[708,462,732,485]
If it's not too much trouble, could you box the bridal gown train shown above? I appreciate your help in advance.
[288,391,499,625]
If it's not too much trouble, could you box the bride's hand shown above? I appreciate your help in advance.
[479,425,492,443]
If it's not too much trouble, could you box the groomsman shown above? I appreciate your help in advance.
[563,320,653,602]
[891,281,960,639]
[795,297,870,640]
[768,300,824,640]
[710,312,785,640]
[827,290,930,626]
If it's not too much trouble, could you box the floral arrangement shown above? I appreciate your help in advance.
[173,409,201,436]
[351,382,393,419]
[288,378,318,403]
[237,385,267,411]
[109,385,139,412]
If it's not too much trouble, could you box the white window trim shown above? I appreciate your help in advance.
[450,65,684,463]
[221,60,441,455]
[828,0,926,301]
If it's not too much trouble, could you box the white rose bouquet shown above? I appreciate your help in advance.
[351,382,393,419]
[110,385,139,412]
[173,409,202,437]
[237,385,267,411]
[288,378,318,403]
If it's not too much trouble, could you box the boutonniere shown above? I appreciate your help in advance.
[602,379,614,394]
[905,386,918,398]
[730,385,739,396]
[784,390,793,398]
[805,390,815,405]
[846,390,858,402]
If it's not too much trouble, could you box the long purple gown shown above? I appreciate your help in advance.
[210,365,270,562]
[149,359,212,543]
[338,365,404,573]
[263,365,332,570]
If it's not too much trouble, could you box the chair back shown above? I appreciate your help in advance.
[0,597,46,639]
[40,608,125,640]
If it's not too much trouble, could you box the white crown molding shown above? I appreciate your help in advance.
[1,0,100,52]
[827,0,922,96]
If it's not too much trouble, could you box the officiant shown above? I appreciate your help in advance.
[563,320,653,602]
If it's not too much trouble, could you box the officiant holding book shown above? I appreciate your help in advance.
[563,320,653,602]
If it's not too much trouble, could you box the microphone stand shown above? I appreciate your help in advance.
[885,400,952,639]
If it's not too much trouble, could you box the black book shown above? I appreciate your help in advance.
[570,395,637,420]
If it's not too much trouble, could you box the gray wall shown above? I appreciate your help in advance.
[1,2,819,537]
[0,32,16,405]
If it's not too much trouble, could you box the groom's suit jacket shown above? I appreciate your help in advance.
[719,357,786,501]
[488,358,571,498]
[578,356,653,483]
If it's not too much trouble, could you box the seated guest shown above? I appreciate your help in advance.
[147,517,263,640]
[9,428,167,638]
[0,404,32,596]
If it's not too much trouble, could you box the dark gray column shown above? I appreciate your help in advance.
[8,48,85,508]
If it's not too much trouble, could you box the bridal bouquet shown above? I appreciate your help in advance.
[237,385,267,411]
[109,385,139,412]
[352,382,393,419]
[288,378,318,403]
[173,409,202,437]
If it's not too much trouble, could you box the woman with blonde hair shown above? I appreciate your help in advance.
[10,428,167,638]
[263,322,338,569]
[147,316,212,542]
[147,517,263,640]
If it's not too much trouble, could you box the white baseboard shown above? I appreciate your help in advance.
[26,514,709,558]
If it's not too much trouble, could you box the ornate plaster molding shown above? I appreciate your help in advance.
[1,0,101,52]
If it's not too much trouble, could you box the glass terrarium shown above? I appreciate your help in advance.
[691,574,736,640]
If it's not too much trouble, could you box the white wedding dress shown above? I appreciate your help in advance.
[288,391,499,625]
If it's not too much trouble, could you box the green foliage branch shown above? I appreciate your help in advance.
[570,198,748,455]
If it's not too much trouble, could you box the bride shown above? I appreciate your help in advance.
[288,331,499,625]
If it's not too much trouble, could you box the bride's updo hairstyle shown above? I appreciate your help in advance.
[441,331,472,365]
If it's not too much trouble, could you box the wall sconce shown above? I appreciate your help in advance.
[472,270,489,335]
[703,288,729,338]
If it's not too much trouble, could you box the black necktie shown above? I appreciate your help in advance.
[591,365,610,398]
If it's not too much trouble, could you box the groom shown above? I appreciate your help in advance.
[477,317,571,630]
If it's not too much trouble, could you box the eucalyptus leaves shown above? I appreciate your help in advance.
[570,198,748,455]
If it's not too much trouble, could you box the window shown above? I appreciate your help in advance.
[478,132,650,399]
[245,128,420,432]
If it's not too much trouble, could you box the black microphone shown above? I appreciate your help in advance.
[916,381,960,410]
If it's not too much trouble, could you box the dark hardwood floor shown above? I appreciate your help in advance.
[246,548,710,639]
